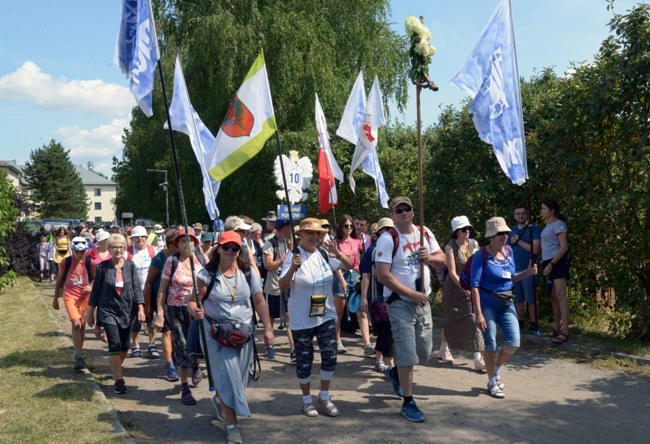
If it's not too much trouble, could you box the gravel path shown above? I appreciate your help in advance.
[41,282,650,443]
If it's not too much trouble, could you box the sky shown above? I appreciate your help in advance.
[0,0,644,177]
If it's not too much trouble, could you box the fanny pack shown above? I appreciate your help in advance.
[489,290,514,307]
[207,318,253,349]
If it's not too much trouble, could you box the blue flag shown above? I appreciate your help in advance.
[449,0,528,185]
[114,0,160,117]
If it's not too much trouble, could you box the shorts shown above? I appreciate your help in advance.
[544,254,570,280]
[513,275,536,304]
[131,315,156,333]
[63,296,89,323]
[104,323,131,354]
[332,269,359,298]
[266,293,287,319]
[387,298,433,367]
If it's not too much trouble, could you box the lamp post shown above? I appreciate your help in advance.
[146,169,169,227]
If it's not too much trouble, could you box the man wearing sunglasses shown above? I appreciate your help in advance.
[375,196,445,422]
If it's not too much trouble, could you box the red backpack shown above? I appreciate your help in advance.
[127,245,156,260]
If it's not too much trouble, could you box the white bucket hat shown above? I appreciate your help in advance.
[451,215,472,233]
[131,226,147,237]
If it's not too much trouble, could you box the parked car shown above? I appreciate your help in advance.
[42,219,74,232]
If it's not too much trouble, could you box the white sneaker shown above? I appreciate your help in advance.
[337,340,347,354]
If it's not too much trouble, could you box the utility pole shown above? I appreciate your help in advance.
[146,169,169,226]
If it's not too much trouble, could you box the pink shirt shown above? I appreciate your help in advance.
[162,256,203,307]
[62,257,93,300]
[336,237,362,271]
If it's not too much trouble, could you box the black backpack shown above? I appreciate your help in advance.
[61,256,93,284]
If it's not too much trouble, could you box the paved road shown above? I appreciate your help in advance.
[41,282,650,444]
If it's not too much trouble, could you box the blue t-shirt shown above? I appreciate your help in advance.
[507,224,541,271]
[150,251,169,295]
[470,247,515,299]
[361,246,384,298]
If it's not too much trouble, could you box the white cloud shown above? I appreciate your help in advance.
[0,61,134,115]
[52,118,129,176]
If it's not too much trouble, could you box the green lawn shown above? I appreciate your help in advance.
[0,277,122,444]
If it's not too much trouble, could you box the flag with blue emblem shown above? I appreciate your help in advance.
[114,0,160,117]
[164,55,220,220]
[449,0,528,185]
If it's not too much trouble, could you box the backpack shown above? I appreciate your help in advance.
[259,236,279,281]
[127,245,156,260]
[61,256,93,284]
[459,245,513,291]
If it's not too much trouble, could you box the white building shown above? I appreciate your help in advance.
[74,165,117,223]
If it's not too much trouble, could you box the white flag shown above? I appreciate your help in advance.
[164,55,220,219]
[336,71,366,144]
[348,76,385,192]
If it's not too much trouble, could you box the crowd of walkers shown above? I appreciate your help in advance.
[46,197,570,444]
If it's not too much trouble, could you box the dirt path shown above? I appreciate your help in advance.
[40,282,650,443]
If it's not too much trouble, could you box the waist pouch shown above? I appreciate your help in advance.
[489,290,514,307]
[207,318,252,349]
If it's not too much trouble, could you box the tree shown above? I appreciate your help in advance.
[0,175,18,289]
[22,140,88,219]
[114,0,410,223]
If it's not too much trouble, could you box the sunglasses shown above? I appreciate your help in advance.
[394,206,412,214]
[343,224,353,229]
[459,227,470,233]
[221,244,241,252]
[496,231,509,236]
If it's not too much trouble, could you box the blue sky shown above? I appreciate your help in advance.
[0,0,643,177]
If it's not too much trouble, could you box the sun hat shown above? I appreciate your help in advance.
[233,219,252,231]
[262,211,278,221]
[81,231,92,240]
[451,216,472,233]
[192,222,203,231]
[217,230,242,247]
[484,217,511,238]
[298,218,328,233]
[131,226,147,238]
[71,237,88,251]
[320,219,331,228]
[251,222,262,232]
[389,196,412,211]
[377,217,394,231]
[174,227,199,247]
[153,224,164,234]
[95,231,110,243]
[201,232,214,243]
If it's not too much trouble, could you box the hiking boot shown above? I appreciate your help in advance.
[400,400,425,422]
[384,365,403,397]
[73,356,86,370]
[114,379,127,395]
[265,346,276,359]
[226,424,243,444]
[166,366,180,382]
[336,340,347,354]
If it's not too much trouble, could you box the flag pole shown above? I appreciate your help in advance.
[274,132,298,250]
[323,145,338,224]
[525,183,540,336]
[156,61,216,392]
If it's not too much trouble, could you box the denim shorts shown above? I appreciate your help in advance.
[513,275,536,304]
[479,292,520,352]
[332,269,360,298]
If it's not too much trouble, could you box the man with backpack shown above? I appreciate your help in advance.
[128,226,158,358]
[262,219,292,360]
[52,237,95,370]
[375,196,445,422]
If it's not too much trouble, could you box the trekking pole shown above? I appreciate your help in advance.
[157,60,216,391]
[525,182,540,336]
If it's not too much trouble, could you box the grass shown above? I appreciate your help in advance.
[0,276,122,444]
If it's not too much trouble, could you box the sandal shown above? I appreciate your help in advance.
[303,403,319,417]
[318,395,340,417]
[552,333,569,344]
[494,374,505,390]
[546,330,559,338]
[488,382,505,399]
[181,390,197,405]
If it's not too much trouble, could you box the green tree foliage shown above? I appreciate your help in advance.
[0,175,18,290]
[426,4,650,339]
[114,0,409,223]
[22,140,88,219]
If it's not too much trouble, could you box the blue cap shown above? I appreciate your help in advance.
[275,219,291,230]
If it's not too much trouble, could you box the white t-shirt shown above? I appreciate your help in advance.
[131,246,152,291]
[374,226,440,301]
[280,246,341,331]
[263,236,289,295]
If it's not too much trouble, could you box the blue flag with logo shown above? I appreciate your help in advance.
[449,0,528,185]
[114,0,160,117]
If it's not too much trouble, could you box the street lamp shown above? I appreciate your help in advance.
[146,169,169,227]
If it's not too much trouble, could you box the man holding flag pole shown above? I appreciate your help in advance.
[450,0,539,398]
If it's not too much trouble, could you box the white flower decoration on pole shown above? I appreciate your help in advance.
[405,15,438,90]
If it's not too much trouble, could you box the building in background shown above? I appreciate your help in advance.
[74,165,117,223]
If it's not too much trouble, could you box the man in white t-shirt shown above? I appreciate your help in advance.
[375,196,445,423]
[128,226,158,358]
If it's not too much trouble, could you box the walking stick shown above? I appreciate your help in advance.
[525,182,540,336]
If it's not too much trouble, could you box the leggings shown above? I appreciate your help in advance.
[104,323,131,355]
[292,319,337,380]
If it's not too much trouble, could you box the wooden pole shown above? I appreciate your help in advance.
[416,84,425,291]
